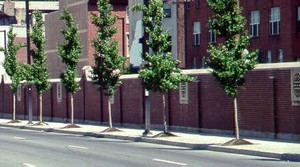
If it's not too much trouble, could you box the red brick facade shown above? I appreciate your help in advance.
[185,0,300,69]
[45,0,129,78]
[1,64,300,140]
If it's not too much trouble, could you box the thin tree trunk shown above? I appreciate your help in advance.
[108,96,113,128]
[234,97,240,139]
[70,93,74,125]
[39,94,43,123]
[13,92,16,121]
[162,93,168,133]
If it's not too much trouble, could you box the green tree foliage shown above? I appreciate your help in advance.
[133,0,194,135]
[1,28,25,92]
[207,0,258,98]
[90,0,126,97]
[207,0,258,142]
[0,27,26,123]
[132,0,194,93]
[31,10,50,95]
[58,9,81,94]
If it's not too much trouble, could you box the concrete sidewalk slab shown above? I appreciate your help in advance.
[0,119,300,162]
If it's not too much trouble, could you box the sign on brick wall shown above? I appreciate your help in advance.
[291,68,300,106]
[179,82,188,104]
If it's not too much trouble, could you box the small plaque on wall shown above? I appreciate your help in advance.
[291,68,300,106]
[57,83,62,103]
[17,86,21,101]
[179,82,188,104]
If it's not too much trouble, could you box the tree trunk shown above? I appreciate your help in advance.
[70,93,74,125]
[108,96,113,128]
[39,94,43,123]
[13,92,16,121]
[234,97,240,139]
[162,93,168,133]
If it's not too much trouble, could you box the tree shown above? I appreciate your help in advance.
[133,0,195,137]
[90,0,126,132]
[206,0,258,145]
[30,11,51,126]
[0,27,25,123]
[58,9,82,128]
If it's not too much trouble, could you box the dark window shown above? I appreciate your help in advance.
[186,0,190,9]
[297,6,300,33]
[163,1,171,18]
[196,0,200,8]
[250,10,260,37]
[270,7,280,35]
[208,29,216,44]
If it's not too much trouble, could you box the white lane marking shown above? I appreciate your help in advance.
[68,145,88,150]
[153,158,188,166]
[22,163,36,167]
[13,136,27,140]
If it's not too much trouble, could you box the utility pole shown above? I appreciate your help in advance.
[26,0,33,125]
[141,0,152,137]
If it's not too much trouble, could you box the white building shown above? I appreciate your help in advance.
[128,0,178,68]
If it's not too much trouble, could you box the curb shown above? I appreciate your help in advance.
[1,123,300,162]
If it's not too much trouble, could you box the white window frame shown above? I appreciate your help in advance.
[270,7,280,35]
[298,6,300,21]
[250,10,260,37]
[208,29,216,44]
[126,32,130,57]
[267,50,272,63]
[278,49,283,62]
[126,6,129,24]
[201,56,206,69]
[193,21,201,46]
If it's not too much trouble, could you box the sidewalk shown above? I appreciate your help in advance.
[1,119,300,162]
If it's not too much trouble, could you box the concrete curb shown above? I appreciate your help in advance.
[1,123,300,162]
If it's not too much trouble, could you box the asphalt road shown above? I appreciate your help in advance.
[0,126,299,167]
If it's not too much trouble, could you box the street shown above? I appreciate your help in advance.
[0,126,299,167]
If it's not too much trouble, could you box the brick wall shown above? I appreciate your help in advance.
[185,0,300,68]
[1,64,300,139]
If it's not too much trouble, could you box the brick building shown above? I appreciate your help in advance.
[45,0,129,78]
[185,0,300,69]
[0,0,59,63]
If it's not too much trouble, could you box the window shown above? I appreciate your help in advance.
[297,6,300,33]
[193,57,197,68]
[163,1,171,18]
[186,0,190,9]
[250,10,260,37]
[193,21,201,46]
[200,56,206,69]
[258,51,265,63]
[196,0,200,8]
[270,7,280,35]
[208,29,217,44]
[126,33,130,57]
[126,6,129,24]
[267,50,272,63]
[278,49,283,62]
